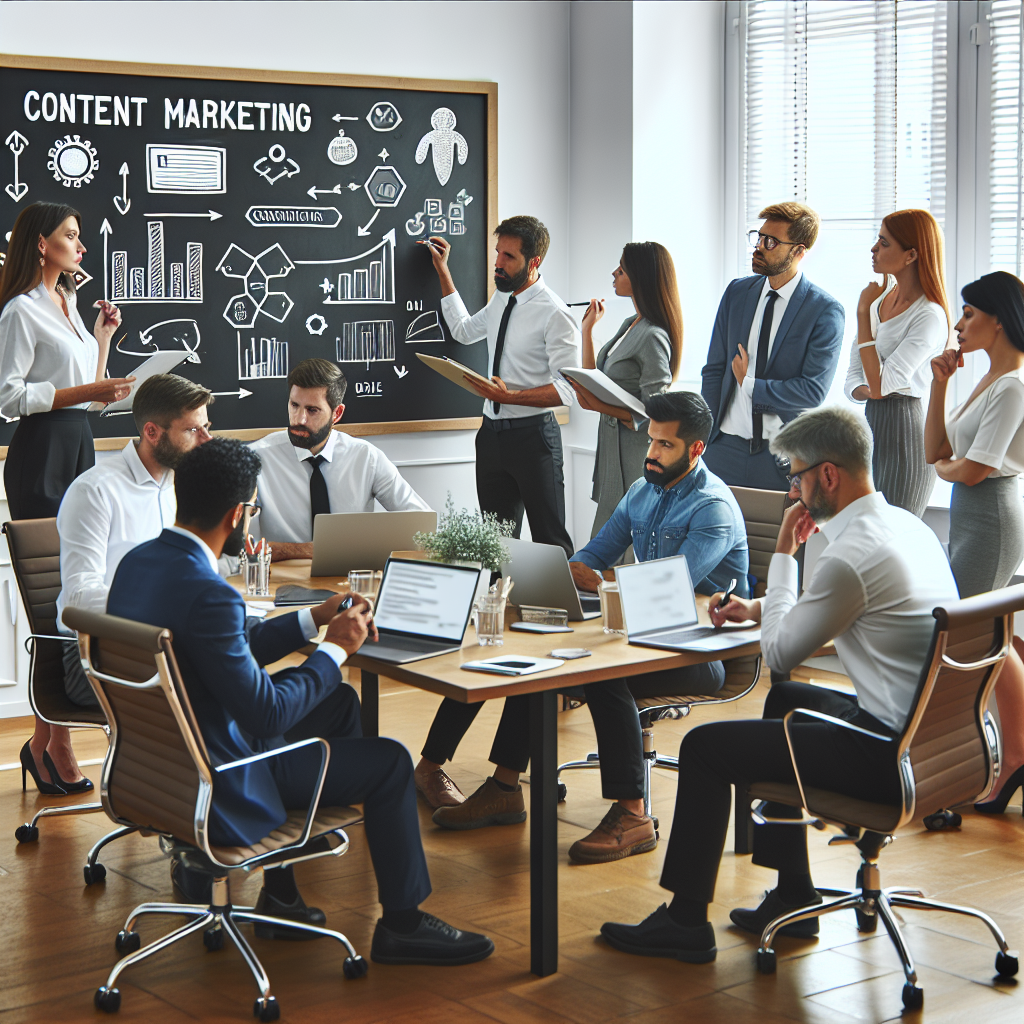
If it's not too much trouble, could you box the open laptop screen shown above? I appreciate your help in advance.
[616,555,699,636]
[374,559,480,642]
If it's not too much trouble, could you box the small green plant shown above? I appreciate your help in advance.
[414,494,515,572]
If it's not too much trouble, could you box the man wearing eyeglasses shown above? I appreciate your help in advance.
[701,202,845,490]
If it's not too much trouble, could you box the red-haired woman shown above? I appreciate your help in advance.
[845,209,950,516]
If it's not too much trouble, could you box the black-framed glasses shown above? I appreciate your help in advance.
[241,500,261,522]
[748,229,803,251]
[785,460,838,489]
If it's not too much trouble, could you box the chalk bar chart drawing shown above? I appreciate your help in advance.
[405,310,444,343]
[147,144,227,194]
[217,242,294,328]
[336,320,395,364]
[110,222,202,304]
[296,229,395,305]
[238,333,289,379]
[118,318,201,362]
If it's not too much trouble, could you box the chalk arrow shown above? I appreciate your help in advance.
[100,218,113,301]
[394,365,409,379]
[5,131,28,156]
[113,162,130,216]
[357,209,380,237]
[144,210,222,221]
[5,131,29,203]
[332,114,358,122]
[307,184,359,200]
[211,388,253,399]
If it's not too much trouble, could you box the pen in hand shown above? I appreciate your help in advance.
[717,578,738,612]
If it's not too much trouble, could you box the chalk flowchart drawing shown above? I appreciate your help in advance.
[253,143,300,184]
[295,229,396,306]
[48,135,99,188]
[117,318,201,362]
[147,144,227,194]
[414,108,468,187]
[217,242,294,328]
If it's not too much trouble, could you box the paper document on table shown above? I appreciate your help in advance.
[90,350,191,415]
[558,367,647,418]
[416,353,493,396]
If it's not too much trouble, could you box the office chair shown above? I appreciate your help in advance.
[64,606,367,1021]
[749,585,1022,1010]
[4,519,134,883]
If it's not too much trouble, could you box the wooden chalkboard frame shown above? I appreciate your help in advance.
[0,53,498,445]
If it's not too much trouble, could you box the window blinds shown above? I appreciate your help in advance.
[989,0,1024,276]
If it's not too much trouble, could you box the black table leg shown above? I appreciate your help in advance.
[529,689,558,977]
[361,670,379,738]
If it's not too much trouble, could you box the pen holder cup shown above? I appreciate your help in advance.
[241,551,272,598]
[599,581,625,636]
[474,594,506,646]
[348,569,382,602]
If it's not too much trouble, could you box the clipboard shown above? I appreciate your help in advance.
[558,366,647,419]
[89,350,192,415]
[416,353,493,396]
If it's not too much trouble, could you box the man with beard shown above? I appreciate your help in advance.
[249,358,429,561]
[701,202,844,489]
[427,392,749,862]
[56,374,214,708]
[105,438,495,964]
[600,407,957,964]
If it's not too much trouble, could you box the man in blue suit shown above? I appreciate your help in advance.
[701,202,845,490]
[106,438,494,967]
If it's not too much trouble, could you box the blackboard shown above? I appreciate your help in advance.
[0,56,497,445]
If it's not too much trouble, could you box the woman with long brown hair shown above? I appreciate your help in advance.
[0,201,133,796]
[571,241,683,537]
[845,208,949,516]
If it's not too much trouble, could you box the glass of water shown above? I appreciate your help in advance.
[348,569,381,602]
[474,593,506,646]
[242,550,272,597]
[599,580,625,635]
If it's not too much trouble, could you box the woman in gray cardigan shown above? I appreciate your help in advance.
[570,241,683,538]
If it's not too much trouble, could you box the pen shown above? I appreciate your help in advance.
[566,302,593,307]
[717,578,738,610]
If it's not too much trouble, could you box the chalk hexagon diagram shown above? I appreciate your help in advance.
[216,242,295,328]
[363,165,406,208]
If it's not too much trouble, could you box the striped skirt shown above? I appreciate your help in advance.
[864,395,935,518]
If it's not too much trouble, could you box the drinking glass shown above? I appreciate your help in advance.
[242,550,272,597]
[599,580,625,635]
[474,593,506,646]
[348,569,380,601]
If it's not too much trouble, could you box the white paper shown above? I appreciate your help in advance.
[558,366,647,418]
[91,350,191,415]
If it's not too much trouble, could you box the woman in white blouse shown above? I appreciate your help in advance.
[846,209,949,516]
[0,202,133,797]
[926,270,1024,814]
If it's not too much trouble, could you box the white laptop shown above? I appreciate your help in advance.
[356,557,480,664]
[499,538,601,621]
[615,554,760,652]
[310,510,437,576]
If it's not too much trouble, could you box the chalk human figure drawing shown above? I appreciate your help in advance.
[415,108,468,187]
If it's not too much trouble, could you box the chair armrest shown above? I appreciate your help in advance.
[24,632,72,654]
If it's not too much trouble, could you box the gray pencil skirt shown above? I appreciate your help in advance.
[864,395,935,518]
[949,475,1024,598]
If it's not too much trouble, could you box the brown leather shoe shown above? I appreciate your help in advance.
[432,776,527,830]
[414,766,466,809]
[568,803,657,863]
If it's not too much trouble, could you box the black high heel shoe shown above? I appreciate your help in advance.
[41,750,94,794]
[20,741,66,796]
[975,765,1024,815]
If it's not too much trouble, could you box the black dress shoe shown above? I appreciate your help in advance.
[370,913,494,965]
[170,857,213,904]
[253,889,328,941]
[601,905,717,963]
[730,887,823,939]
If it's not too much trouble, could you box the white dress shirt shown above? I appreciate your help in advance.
[845,278,948,401]
[0,282,99,419]
[440,276,580,419]
[946,371,1024,478]
[249,428,430,544]
[759,491,958,732]
[719,271,803,442]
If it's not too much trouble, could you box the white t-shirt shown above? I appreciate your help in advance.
[946,371,1024,478]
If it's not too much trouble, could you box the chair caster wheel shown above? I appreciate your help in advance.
[855,908,878,933]
[756,949,776,974]
[923,809,961,831]
[84,862,107,885]
[115,930,140,954]
[901,983,924,1010]
[15,824,38,843]
[203,927,224,951]
[253,996,280,1021]
[996,950,1019,977]
[343,955,369,978]
[94,987,121,1013]
[556,783,567,802]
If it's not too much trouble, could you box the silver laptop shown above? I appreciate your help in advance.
[615,554,760,652]
[357,557,480,664]
[499,538,601,621]
[310,510,437,576]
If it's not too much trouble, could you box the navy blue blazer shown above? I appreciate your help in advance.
[107,529,342,847]
[701,274,845,443]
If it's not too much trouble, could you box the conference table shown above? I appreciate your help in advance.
[242,560,762,977]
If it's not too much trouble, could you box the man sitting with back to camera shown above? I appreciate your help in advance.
[104,438,494,966]
[249,358,430,561]
[427,392,750,866]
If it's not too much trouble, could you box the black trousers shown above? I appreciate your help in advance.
[4,409,94,519]
[421,662,723,800]
[659,681,901,904]
[264,685,432,912]
[475,412,573,555]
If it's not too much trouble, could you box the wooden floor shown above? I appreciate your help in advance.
[2,673,1022,1024]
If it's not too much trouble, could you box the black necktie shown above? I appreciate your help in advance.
[751,290,779,454]
[308,454,330,534]
[490,294,517,414]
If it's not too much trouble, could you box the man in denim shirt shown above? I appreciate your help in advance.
[432,393,750,866]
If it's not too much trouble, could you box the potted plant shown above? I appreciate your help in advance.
[414,494,514,572]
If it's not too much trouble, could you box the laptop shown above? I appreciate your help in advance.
[310,510,438,576]
[499,538,602,621]
[615,554,761,653]
[356,557,480,664]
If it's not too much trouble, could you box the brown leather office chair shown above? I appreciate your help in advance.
[64,606,367,1021]
[4,519,134,883]
[749,586,1022,1010]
